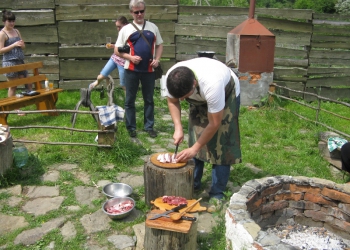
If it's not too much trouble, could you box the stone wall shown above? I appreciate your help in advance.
[225,176,350,250]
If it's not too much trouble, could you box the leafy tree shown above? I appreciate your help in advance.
[335,0,350,14]
[294,0,337,13]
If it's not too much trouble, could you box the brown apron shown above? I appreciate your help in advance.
[187,77,242,165]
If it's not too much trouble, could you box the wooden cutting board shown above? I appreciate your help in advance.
[150,152,187,169]
[151,197,207,213]
[146,210,194,233]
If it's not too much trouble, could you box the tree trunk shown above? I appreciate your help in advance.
[144,220,197,250]
[144,159,195,206]
[0,135,13,175]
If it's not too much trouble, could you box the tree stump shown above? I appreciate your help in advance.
[144,159,194,206]
[144,220,197,250]
[0,135,13,175]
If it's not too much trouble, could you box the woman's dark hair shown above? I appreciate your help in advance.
[167,66,195,99]
[2,9,16,22]
[116,16,129,25]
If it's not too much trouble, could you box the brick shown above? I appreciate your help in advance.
[274,192,302,201]
[304,201,321,211]
[289,200,306,209]
[261,200,288,214]
[304,210,333,222]
[304,192,337,206]
[334,218,350,232]
[247,196,265,213]
[290,184,321,195]
[321,187,350,203]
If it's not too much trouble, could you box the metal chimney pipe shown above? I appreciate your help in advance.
[249,0,256,19]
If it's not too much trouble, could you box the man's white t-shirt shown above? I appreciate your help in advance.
[165,57,238,113]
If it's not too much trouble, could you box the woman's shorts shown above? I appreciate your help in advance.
[2,60,28,78]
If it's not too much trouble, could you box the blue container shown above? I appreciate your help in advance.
[13,143,29,168]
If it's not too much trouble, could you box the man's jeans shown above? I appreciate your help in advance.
[124,70,155,131]
[193,158,230,200]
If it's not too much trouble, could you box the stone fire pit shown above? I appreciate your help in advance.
[225,176,350,249]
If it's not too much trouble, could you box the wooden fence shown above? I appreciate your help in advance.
[1,0,350,100]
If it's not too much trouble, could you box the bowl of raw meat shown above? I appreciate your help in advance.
[102,197,135,220]
[102,183,133,199]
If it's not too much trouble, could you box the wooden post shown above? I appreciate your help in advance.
[144,220,197,250]
[0,135,13,175]
[144,159,195,206]
[98,124,115,146]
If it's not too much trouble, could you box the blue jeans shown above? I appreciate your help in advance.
[124,69,155,131]
[236,94,240,115]
[193,158,230,200]
[100,58,125,86]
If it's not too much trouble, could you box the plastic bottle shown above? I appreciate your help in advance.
[13,143,29,168]
[45,78,49,90]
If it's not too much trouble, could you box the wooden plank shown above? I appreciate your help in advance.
[313,25,350,36]
[25,57,59,74]
[312,35,350,43]
[0,0,54,9]
[179,6,313,20]
[175,37,226,55]
[175,24,236,39]
[309,58,350,66]
[273,76,307,83]
[177,15,248,27]
[19,26,58,43]
[56,5,177,21]
[314,13,350,22]
[308,67,350,77]
[258,16,312,33]
[13,10,55,26]
[60,60,107,79]
[0,62,43,74]
[58,22,174,45]
[304,87,350,101]
[0,75,46,89]
[274,67,308,77]
[25,43,59,55]
[274,58,308,68]
[306,76,350,87]
[55,0,177,4]
[311,42,350,50]
[274,47,307,59]
[272,30,311,47]
[59,45,175,59]
[310,49,350,60]
[176,54,226,63]
[274,81,305,98]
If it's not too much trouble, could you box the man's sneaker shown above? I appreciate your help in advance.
[207,198,223,213]
[144,129,157,138]
[128,130,137,137]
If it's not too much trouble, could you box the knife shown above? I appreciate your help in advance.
[174,143,179,159]
[149,203,187,220]
[163,214,197,221]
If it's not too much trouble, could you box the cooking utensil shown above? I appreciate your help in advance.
[174,143,179,158]
[149,203,187,220]
[102,197,135,220]
[102,183,133,199]
[163,214,197,221]
[170,198,202,221]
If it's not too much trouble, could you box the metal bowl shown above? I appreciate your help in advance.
[102,197,135,220]
[102,183,133,199]
[197,51,216,58]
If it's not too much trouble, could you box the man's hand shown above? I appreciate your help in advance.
[130,55,142,65]
[175,147,198,162]
[150,59,160,68]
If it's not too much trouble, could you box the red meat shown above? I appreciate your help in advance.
[162,195,187,205]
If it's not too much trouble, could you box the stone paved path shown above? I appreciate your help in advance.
[0,147,244,249]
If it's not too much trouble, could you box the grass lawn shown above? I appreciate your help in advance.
[0,87,349,249]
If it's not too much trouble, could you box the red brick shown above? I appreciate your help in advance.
[247,196,265,213]
[321,187,350,203]
[304,193,337,206]
[261,200,288,214]
[290,184,321,195]
[275,192,302,201]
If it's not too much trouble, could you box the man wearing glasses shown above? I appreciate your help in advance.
[115,0,163,138]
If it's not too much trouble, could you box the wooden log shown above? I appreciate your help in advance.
[144,159,195,206]
[0,135,13,175]
[144,219,197,250]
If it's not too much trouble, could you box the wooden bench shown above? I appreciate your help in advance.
[0,61,63,125]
